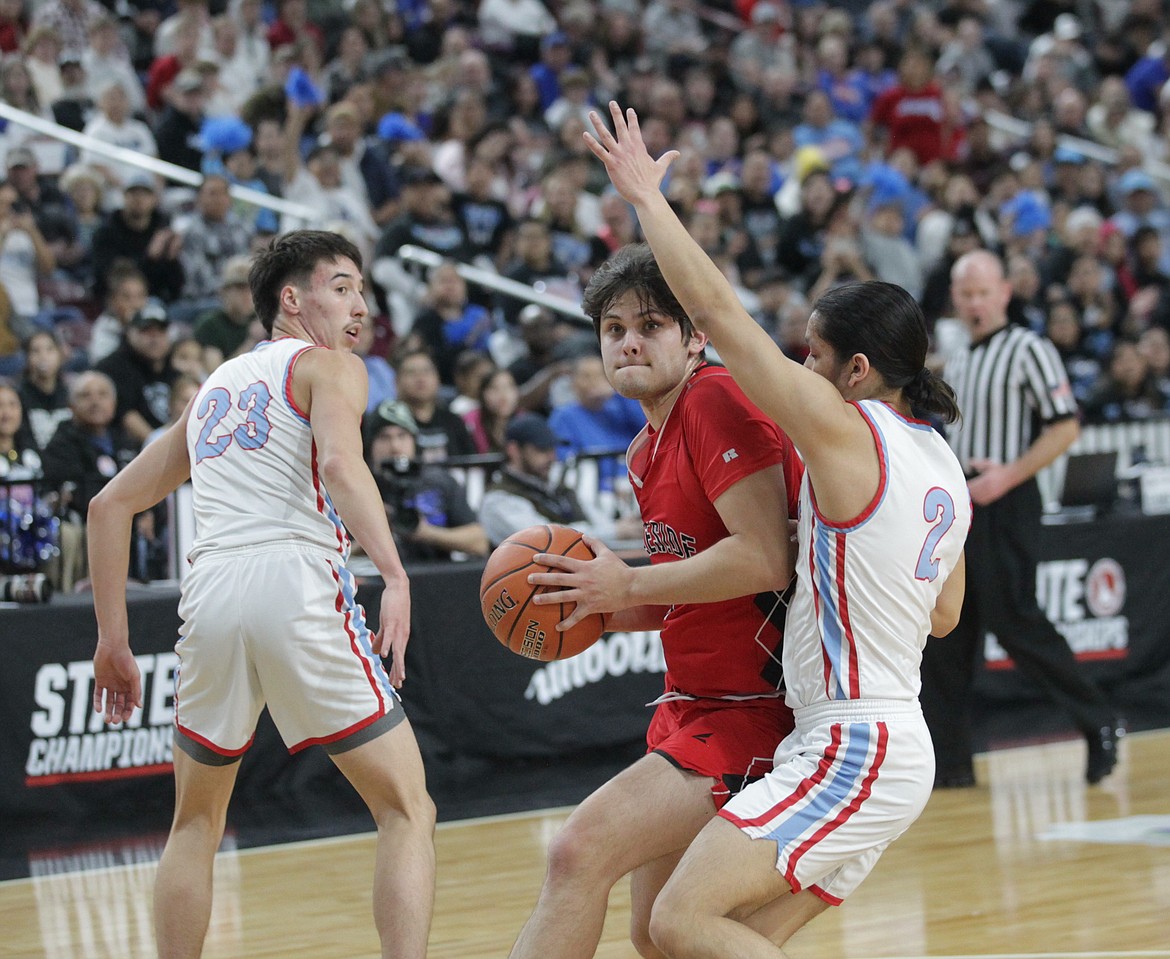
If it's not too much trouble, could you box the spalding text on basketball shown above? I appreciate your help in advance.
[486,588,518,628]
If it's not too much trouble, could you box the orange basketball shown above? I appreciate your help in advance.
[479,524,605,661]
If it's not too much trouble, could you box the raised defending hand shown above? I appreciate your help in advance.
[583,101,679,207]
[93,639,143,725]
[528,535,629,632]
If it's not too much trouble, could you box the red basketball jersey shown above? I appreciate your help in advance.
[627,364,804,699]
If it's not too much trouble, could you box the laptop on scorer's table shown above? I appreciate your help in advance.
[1058,451,1119,516]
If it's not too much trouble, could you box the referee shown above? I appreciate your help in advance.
[921,249,1120,786]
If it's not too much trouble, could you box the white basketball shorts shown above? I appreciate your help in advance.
[173,542,401,764]
[718,699,934,905]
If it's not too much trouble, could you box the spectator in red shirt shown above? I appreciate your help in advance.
[266,0,324,58]
[869,46,951,167]
[0,0,25,54]
[145,11,199,111]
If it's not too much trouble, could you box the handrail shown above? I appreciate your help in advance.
[0,102,594,324]
[0,102,317,221]
[397,244,590,323]
[983,108,1170,185]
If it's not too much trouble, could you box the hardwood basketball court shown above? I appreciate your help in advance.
[3,729,1168,958]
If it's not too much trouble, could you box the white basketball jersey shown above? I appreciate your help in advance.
[185,337,350,562]
[784,400,971,709]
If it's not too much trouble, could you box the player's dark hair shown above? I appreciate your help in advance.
[582,243,700,349]
[250,230,363,334]
[812,281,961,424]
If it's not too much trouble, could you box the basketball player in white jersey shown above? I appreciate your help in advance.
[583,103,970,956]
[88,231,435,959]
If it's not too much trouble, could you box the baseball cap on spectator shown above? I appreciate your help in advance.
[1008,150,1033,173]
[196,116,253,154]
[271,44,299,67]
[867,186,908,217]
[793,145,829,181]
[60,163,102,193]
[519,304,551,325]
[1001,193,1051,237]
[173,68,204,94]
[703,171,742,197]
[950,215,978,239]
[861,163,910,207]
[400,165,443,187]
[541,31,569,51]
[365,399,419,442]
[602,0,640,15]
[1053,146,1086,165]
[1098,220,1123,247]
[124,171,158,192]
[629,56,656,76]
[1053,13,1082,41]
[751,2,780,24]
[130,300,169,330]
[220,255,252,289]
[505,413,558,450]
[1118,169,1158,196]
[369,47,410,76]
[377,112,425,143]
[1065,205,1104,236]
[5,147,35,169]
[818,9,851,36]
[327,101,361,126]
[560,67,590,89]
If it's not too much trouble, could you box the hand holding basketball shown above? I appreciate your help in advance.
[528,534,628,631]
[479,525,607,661]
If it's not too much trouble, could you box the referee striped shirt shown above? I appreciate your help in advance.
[944,323,1078,474]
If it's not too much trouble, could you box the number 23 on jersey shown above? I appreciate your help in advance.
[194,382,274,463]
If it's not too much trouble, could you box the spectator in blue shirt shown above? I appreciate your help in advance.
[1125,43,1170,114]
[792,89,865,187]
[530,31,572,111]
[549,352,644,491]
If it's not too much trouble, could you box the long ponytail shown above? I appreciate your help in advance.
[904,367,961,425]
[813,282,961,425]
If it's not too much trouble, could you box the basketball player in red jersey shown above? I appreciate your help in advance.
[507,242,805,959]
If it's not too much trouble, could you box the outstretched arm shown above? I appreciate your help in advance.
[89,407,193,724]
[582,102,861,471]
[300,349,413,685]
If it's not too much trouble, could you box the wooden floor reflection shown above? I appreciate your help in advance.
[4,730,1169,959]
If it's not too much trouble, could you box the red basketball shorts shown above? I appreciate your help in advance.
[646,695,795,808]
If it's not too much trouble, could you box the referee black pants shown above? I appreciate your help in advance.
[920,478,1114,777]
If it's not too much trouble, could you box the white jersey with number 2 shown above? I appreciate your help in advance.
[784,399,971,709]
[718,399,972,906]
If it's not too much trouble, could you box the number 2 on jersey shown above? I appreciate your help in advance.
[194,382,274,463]
[914,487,955,582]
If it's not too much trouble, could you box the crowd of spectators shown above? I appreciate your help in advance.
[4,0,1170,587]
